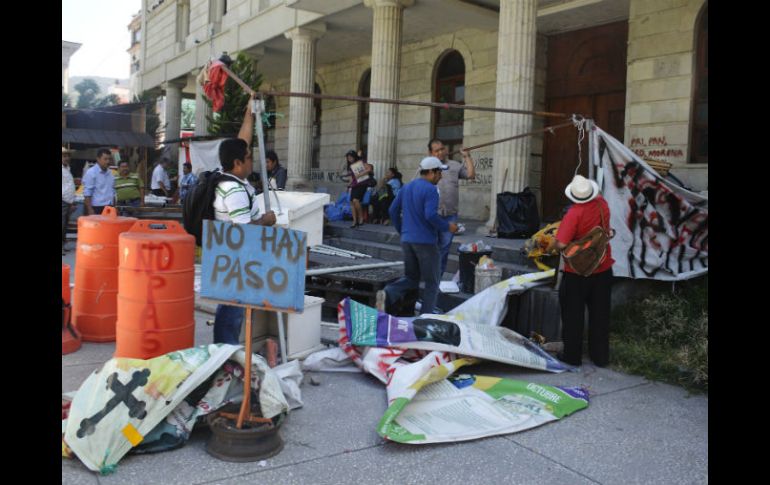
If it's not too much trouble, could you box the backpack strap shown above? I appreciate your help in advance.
[218,172,254,211]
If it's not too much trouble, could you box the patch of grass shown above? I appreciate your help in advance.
[609,275,708,394]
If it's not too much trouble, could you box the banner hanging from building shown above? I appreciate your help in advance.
[590,124,708,280]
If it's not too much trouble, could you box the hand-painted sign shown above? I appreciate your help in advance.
[200,220,307,312]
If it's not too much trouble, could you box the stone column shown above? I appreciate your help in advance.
[284,26,324,190]
[193,70,210,136]
[364,0,413,181]
[163,80,185,163]
[485,0,538,232]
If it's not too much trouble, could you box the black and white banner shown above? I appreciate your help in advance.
[590,124,708,280]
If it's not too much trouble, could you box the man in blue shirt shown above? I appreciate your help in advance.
[383,157,458,315]
[82,148,116,215]
[178,162,198,202]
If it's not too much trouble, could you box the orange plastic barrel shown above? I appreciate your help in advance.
[72,207,137,342]
[62,263,71,304]
[115,220,196,359]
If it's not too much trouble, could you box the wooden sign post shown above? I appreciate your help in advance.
[200,220,307,428]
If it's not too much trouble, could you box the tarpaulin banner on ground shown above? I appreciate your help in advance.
[377,355,589,444]
[445,269,554,326]
[341,297,572,374]
[63,344,288,473]
[334,300,587,443]
[590,124,708,280]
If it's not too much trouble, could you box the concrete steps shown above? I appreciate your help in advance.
[321,221,564,340]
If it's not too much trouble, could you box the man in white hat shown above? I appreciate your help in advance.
[381,156,458,315]
[62,146,76,254]
[547,174,614,367]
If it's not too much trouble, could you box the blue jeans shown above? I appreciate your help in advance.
[438,214,458,278]
[213,304,244,344]
[384,242,441,315]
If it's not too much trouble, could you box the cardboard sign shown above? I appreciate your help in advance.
[350,160,370,183]
[200,220,307,312]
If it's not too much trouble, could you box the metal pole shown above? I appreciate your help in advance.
[276,312,288,365]
[218,64,568,119]
[448,121,576,157]
[306,261,404,276]
[251,98,271,213]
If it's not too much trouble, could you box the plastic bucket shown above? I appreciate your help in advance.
[474,267,502,294]
[458,249,493,293]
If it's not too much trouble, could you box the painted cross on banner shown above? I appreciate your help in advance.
[200,220,307,312]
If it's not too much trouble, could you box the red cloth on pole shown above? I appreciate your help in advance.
[203,60,228,112]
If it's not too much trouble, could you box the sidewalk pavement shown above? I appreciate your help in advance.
[61,242,708,485]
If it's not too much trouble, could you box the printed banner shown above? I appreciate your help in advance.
[335,300,587,444]
[341,297,572,374]
[590,125,708,280]
[378,356,589,444]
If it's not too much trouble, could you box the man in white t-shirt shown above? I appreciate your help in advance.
[212,98,277,344]
[150,158,172,196]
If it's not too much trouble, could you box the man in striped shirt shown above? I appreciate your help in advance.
[212,98,277,344]
[114,161,144,215]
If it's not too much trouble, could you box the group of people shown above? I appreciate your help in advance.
[343,149,405,227]
[62,94,614,368]
[60,148,200,254]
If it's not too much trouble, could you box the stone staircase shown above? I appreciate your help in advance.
[321,220,563,341]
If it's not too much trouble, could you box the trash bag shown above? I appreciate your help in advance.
[496,187,540,239]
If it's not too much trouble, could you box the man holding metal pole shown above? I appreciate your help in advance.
[429,138,476,278]
[211,97,276,344]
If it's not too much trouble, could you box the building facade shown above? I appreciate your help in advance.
[62,40,83,94]
[136,0,708,222]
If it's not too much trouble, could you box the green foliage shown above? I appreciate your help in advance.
[74,78,101,109]
[610,275,708,393]
[181,99,196,130]
[205,53,264,137]
[73,78,121,109]
[95,94,120,108]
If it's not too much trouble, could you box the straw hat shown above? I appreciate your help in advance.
[564,175,599,204]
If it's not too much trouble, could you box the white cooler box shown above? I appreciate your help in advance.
[239,295,325,360]
[254,191,330,247]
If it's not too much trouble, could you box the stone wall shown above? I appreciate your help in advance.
[626,0,707,191]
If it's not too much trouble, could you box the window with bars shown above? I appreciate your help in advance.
[433,51,465,155]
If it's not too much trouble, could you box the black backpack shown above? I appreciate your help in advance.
[182,170,252,246]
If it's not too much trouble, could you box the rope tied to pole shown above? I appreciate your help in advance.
[572,114,587,176]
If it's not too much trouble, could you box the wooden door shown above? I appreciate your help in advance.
[542,22,628,221]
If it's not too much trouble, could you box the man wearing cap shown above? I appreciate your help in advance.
[547,175,614,367]
[114,161,144,215]
[382,156,459,315]
[428,138,476,278]
[82,148,116,216]
[62,147,76,254]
